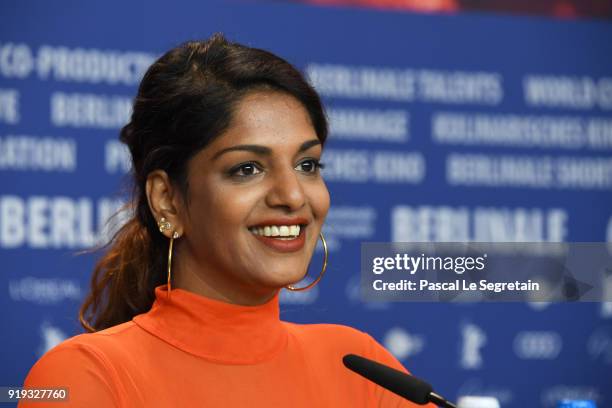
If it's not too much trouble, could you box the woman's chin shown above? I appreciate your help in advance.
[253,271,308,290]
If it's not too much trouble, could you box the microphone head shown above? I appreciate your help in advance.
[342,354,433,404]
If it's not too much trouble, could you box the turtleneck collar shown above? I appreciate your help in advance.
[133,285,288,364]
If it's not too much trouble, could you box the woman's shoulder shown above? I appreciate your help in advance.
[283,322,384,354]
[25,322,134,372]
[283,321,368,339]
[19,322,141,407]
[282,321,409,372]
[43,320,139,357]
[23,321,142,385]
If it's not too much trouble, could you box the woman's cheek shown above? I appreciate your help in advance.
[314,185,331,218]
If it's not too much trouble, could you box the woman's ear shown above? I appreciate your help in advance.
[145,170,184,238]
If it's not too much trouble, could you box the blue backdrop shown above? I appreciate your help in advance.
[1,1,611,406]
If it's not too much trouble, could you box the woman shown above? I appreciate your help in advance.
[21,34,429,407]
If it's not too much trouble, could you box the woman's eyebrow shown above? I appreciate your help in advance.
[212,144,270,161]
[299,139,322,152]
[212,139,321,161]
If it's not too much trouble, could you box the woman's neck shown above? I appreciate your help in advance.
[173,254,279,306]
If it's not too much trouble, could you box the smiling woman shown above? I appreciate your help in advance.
[20,34,431,408]
[166,91,330,305]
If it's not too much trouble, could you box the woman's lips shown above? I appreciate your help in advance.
[249,226,306,252]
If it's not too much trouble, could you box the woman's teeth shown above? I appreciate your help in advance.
[249,225,301,239]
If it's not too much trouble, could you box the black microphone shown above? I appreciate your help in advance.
[342,354,456,408]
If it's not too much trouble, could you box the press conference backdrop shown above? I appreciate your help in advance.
[1,2,611,407]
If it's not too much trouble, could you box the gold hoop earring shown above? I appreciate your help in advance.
[166,230,180,300]
[285,232,328,292]
[158,217,180,299]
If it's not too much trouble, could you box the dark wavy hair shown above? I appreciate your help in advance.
[79,33,328,332]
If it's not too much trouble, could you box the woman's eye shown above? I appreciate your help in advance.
[230,162,262,177]
[296,159,324,173]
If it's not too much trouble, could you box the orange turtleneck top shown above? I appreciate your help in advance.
[21,285,432,407]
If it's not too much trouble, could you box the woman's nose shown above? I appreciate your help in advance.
[265,167,306,211]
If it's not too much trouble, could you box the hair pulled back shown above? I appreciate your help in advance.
[79,34,328,332]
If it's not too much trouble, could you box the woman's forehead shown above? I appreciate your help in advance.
[206,91,318,153]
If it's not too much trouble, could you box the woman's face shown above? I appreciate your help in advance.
[175,91,330,303]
